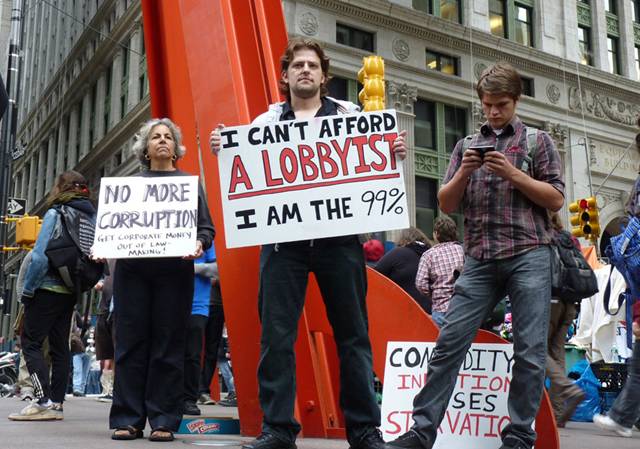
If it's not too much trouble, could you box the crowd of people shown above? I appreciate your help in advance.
[5,35,640,449]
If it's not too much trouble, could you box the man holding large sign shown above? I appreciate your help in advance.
[210,38,407,449]
[386,63,564,449]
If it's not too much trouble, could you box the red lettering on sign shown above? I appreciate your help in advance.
[298,145,319,181]
[262,151,283,187]
[383,132,398,170]
[316,142,339,179]
[229,155,253,193]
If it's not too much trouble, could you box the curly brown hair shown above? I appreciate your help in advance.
[395,227,432,249]
[279,37,332,101]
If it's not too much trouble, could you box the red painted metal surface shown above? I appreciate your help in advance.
[140,1,558,447]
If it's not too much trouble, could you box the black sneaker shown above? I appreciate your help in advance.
[219,393,237,407]
[350,429,393,449]
[499,437,531,449]
[72,391,85,397]
[183,402,201,416]
[242,433,297,449]
[386,430,428,448]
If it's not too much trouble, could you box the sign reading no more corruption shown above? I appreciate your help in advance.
[93,176,199,259]
[217,110,410,248]
[381,342,515,448]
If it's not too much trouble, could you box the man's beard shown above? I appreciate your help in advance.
[290,82,321,99]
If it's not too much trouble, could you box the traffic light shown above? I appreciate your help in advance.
[568,197,600,240]
[16,215,40,246]
[358,56,385,111]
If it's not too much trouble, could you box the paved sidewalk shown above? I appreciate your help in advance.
[1,394,640,448]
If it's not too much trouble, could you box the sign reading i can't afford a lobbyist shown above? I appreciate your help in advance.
[217,110,409,248]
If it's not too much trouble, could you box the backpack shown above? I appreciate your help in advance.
[45,204,105,293]
[551,230,599,302]
[604,215,640,348]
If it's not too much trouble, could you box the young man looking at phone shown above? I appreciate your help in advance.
[387,62,564,449]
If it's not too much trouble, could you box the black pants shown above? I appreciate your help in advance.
[183,313,208,404]
[197,303,225,396]
[21,289,76,403]
[109,258,194,431]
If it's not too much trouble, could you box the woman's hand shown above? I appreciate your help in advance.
[183,240,204,260]
[89,246,107,263]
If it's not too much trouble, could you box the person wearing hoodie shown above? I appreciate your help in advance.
[375,228,433,314]
[210,37,407,449]
[9,170,99,421]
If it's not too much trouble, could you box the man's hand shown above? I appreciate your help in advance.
[93,281,104,291]
[393,130,408,160]
[483,151,517,179]
[460,148,485,177]
[210,124,225,156]
[633,321,640,339]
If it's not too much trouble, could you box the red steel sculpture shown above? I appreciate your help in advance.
[140,1,559,446]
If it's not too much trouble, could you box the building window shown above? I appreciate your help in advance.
[489,0,507,38]
[515,4,533,46]
[89,83,97,149]
[76,101,83,164]
[325,76,363,109]
[415,99,436,150]
[139,26,148,101]
[413,0,462,23]
[608,36,620,74]
[605,0,617,13]
[636,46,640,81]
[633,0,640,23]
[426,49,458,75]
[444,105,467,154]
[521,77,534,97]
[336,24,374,52]
[578,26,592,66]
[120,40,130,120]
[416,176,438,238]
[104,63,112,134]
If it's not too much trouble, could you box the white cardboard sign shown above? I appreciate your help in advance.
[93,176,198,258]
[217,110,409,248]
[381,342,514,448]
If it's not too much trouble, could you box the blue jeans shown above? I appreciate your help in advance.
[257,238,379,446]
[410,247,551,449]
[73,352,92,394]
[608,340,640,428]
[431,311,446,328]
[218,358,235,394]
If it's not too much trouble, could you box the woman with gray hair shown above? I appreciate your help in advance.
[108,118,215,441]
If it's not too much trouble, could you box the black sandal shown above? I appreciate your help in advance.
[149,426,174,442]
[111,425,143,440]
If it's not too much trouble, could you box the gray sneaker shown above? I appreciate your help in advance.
[197,393,216,405]
[593,414,632,438]
[20,388,35,401]
[8,401,60,421]
[218,393,237,407]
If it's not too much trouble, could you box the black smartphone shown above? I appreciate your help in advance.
[468,145,495,159]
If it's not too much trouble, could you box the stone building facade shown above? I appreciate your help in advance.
[1,0,148,338]
[283,0,640,247]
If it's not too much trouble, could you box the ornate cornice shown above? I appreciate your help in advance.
[295,0,640,101]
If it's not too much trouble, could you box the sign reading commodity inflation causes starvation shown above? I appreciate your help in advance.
[93,176,199,258]
[217,110,409,248]
[381,342,514,449]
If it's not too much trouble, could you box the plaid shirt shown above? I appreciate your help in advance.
[415,242,465,313]
[442,116,565,260]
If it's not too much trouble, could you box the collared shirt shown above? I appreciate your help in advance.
[280,96,337,121]
[442,116,565,260]
[415,241,465,313]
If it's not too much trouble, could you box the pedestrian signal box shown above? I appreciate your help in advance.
[358,56,385,111]
[16,215,40,246]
